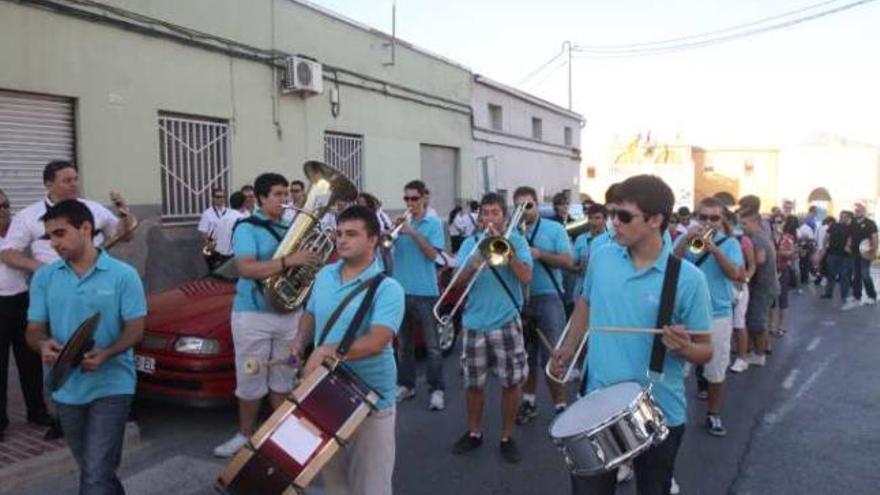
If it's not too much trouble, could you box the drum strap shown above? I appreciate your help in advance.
[316,273,386,357]
[649,255,682,374]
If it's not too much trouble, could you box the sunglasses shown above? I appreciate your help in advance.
[611,209,646,224]
[698,214,721,222]
[403,195,422,202]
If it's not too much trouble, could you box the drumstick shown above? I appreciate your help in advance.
[591,326,706,335]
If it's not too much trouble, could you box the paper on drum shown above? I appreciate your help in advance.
[272,415,323,465]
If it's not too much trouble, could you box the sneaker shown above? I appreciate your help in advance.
[696,390,708,401]
[729,358,749,374]
[451,431,483,455]
[213,433,248,458]
[616,463,634,483]
[745,353,766,367]
[861,298,876,306]
[428,390,445,411]
[397,386,416,403]
[670,476,681,494]
[706,415,727,437]
[499,438,522,464]
[842,299,860,311]
[515,401,538,425]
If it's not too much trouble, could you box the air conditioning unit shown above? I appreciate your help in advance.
[282,56,323,94]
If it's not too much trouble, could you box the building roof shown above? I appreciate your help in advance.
[473,74,584,122]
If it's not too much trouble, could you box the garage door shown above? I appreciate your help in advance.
[420,144,458,219]
[0,90,75,211]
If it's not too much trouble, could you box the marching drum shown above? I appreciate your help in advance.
[549,381,668,476]
[217,361,379,494]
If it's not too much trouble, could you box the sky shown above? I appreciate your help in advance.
[307,0,880,156]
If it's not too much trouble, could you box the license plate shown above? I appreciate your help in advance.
[135,355,156,374]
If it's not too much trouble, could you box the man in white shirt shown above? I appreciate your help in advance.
[424,189,440,219]
[0,188,52,440]
[198,188,232,242]
[213,192,249,258]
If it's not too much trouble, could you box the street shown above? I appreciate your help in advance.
[11,289,880,495]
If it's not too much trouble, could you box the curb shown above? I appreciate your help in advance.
[0,421,143,494]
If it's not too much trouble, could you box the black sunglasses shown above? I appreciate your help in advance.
[612,209,646,224]
[403,195,421,202]
[699,214,721,222]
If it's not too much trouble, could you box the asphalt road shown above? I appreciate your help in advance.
[13,287,880,495]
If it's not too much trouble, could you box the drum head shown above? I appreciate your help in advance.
[48,313,100,392]
[550,381,643,438]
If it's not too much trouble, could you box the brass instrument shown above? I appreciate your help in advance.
[201,234,216,257]
[433,201,533,327]
[688,228,716,255]
[262,161,358,312]
[564,217,591,237]
[380,209,411,250]
[545,316,588,384]
[102,200,139,250]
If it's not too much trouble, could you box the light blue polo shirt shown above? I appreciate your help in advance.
[673,232,744,318]
[28,251,147,405]
[456,232,533,331]
[573,230,606,297]
[391,214,445,296]
[524,218,571,297]
[588,226,672,256]
[306,257,404,410]
[232,210,289,313]
[581,241,711,427]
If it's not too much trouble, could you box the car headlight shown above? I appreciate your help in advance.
[173,337,221,355]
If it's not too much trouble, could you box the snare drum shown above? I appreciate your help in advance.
[549,381,668,476]
[217,361,379,494]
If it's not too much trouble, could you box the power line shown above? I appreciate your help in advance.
[572,0,877,57]
[516,48,565,85]
[523,57,568,90]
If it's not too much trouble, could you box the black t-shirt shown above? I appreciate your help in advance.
[826,223,850,256]
[851,217,878,247]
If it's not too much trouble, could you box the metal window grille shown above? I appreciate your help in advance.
[323,132,363,189]
[158,114,230,223]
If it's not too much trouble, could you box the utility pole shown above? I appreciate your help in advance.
[563,40,572,110]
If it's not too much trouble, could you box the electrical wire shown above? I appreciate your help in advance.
[516,48,565,85]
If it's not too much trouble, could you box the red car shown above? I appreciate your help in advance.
[135,263,462,407]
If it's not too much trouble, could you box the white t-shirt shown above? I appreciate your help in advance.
[197,207,232,236]
[213,209,247,256]
[450,211,476,237]
[0,197,119,266]
[0,230,28,296]
[797,223,815,242]
[426,206,440,219]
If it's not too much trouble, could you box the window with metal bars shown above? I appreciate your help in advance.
[323,132,364,190]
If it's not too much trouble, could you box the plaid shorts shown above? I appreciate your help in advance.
[461,319,529,389]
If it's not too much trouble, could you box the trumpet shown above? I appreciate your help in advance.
[688,228,716,255]
[380,209,411,250]
[432,201,533,326]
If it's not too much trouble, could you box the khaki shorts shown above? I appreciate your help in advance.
[461,319,528,389]
[321,407,396,495]
[703,317,733,383]
[232,311,300,401]
[733,284,749,330]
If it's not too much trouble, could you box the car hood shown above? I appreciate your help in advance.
[146,278,235,338]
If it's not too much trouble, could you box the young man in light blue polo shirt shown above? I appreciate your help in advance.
[673,196,744,437]
[450,192,533,464]
[26,200,146,495]
[214,172,321,458]
[569,203,608,300]
[551,175,712,495]
[390,180,447,410]
[290,205,404,495]
[513,186,572,423]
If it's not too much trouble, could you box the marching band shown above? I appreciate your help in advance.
[1,158,824,495]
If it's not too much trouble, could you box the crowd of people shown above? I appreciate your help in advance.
[0,158,878,495]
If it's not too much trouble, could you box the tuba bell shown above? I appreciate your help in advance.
[262,161,358,312]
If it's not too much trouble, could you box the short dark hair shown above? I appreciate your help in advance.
[290,180,305,190]
[229,191,245,210]
[480,192,507,216]
[604,183,621,204]
[404,180,428,196]
[240,184,254,193]
[337,205,380,237]
[254,173,288,204]
[40,199,94,237]
[783,215,799,236]
[43,160,77,184]
[699,196,723,210]
[677,206,691,217]
[552,192,569,206]
[738,207,760,220]
[357,192,380,212]
[586,203,607,217]
[615,175,675,231]
[513,186,538,203]
[739,194,761,212]
[468,200,479,211]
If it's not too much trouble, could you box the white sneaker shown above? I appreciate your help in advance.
[213,433,248,458]
[729,358,749,374]
[616,463,634,483]
[428,390,445,411]
[397,386,416,402]
[861,297,876,306]
[670,476,681,494]
[745,353,766,367]
[842,299,860,311]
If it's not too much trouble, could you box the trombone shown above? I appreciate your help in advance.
[545,316,589,384]
[432,201,533,326]
[380,209,411,250]
[688,228,716,255]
